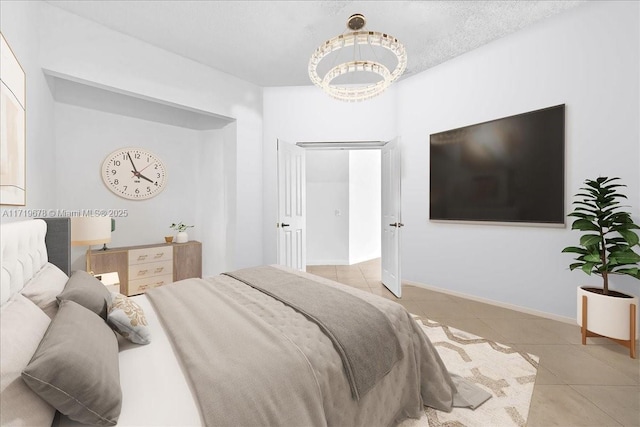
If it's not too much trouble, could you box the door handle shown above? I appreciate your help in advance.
[389,223,405,228]
[281,223,290,227]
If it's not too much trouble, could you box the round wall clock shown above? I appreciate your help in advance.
[101,148,167,200]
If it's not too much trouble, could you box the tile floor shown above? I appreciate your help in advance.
[307,259,640,427]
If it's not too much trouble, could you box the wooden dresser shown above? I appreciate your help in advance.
[88,241,202,296]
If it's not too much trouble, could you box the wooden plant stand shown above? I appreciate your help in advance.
[581,295,637,359]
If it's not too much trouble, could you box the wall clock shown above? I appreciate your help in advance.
[101,148,167,200]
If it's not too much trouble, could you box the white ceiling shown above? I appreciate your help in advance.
[47,1,586,88]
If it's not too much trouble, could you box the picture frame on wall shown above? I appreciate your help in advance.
[0,32,26,206]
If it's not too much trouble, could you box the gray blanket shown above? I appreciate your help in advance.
[147,268,490,426]
[146,278,327,427]
[223,265,403,400]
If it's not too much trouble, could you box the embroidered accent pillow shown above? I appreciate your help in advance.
[107,293,151,345]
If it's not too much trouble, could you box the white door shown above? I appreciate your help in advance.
[381,138,402,297]
[277,140,306,271]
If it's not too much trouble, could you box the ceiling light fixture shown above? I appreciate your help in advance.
[308,13,407,102]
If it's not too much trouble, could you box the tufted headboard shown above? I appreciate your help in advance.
[0,218,70,305]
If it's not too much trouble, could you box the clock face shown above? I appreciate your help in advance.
[101,148,167,200]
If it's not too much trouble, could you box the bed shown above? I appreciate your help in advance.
[1,219,487,427]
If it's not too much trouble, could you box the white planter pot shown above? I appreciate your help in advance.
[577,286,638,340]
[176,231,188,244]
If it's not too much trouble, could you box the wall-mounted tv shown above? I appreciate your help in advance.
[430,104,565,225]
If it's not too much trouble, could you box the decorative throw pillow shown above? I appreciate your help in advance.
[21,300,122,426]
[20,263,69,318]
[0,294,56,427]
[107,292,151,345]
[56,270,111,319]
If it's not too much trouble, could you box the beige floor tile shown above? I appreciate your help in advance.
[400,285,450,301]
[354,258,381,269]
[460,299,538,319]
[337,277,369,288]
[527,385,622,426]
[581,344,640,384]
[534,365,566,385]
[571,385,640,427]
[536,318,584,345]
[336,270,366,280]
[335,265,360,272]
[359,268,381,280]
[481,317,573,345]
[415,299,478,320]
[518,344,637,386]
[311,272,338,281]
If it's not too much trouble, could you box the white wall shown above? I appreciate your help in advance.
[349,150,381,264]
[54,102,228,274]
[0,1,56,215]
[38,2,264,270]
[397,0,639,319]
[262,86,397,264]
[306,150,350,265]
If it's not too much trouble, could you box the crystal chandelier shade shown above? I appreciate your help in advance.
[308,15,407,102]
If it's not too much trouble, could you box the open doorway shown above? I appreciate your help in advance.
[277,139,401,297]
[305,149,381,267]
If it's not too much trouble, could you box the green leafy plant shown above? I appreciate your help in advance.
[562,177,640,295]
[170,222,193,233]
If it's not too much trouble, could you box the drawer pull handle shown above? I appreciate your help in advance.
[138,255,148,261]
[138,270,148,276]
[139,284,149,290]
[154,267,164,273]
[154,253,164,259]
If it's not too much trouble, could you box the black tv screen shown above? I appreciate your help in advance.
[430,104,565,225]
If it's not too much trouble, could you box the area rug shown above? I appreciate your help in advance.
[400,317,539,427]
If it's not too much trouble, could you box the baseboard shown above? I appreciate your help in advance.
[404,280,575,325]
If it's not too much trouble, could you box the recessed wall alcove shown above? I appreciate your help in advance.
[45,71,237,277]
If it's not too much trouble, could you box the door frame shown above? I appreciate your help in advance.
[276,139,402,296]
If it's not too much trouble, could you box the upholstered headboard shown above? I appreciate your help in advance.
[0,218,71,305]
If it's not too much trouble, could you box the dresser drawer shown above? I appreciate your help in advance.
[128,246,173,265]
[127,274,173,296]
[128,260,172,281]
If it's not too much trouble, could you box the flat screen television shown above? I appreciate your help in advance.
[430,104,565,225]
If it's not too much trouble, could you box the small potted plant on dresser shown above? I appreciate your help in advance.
[562,177,640,358]
[170,222,194,244]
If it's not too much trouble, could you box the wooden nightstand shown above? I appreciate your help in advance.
[95,272,120,293]
[88,241,202,296]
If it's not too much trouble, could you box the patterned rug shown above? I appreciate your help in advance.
[400,317,539,427]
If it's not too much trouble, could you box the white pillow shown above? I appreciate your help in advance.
[20,263,69,318]
[107,293,152,345]
[0,294,56,426]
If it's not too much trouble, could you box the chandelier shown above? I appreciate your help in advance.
[308,14,407,102]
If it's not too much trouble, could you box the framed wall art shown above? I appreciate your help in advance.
[0,32,26,206]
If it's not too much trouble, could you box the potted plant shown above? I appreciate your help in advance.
[170,222,194,244]
[562,176,640,358]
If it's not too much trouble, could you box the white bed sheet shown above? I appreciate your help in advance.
[57,295,202,427]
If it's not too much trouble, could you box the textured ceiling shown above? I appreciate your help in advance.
[47,1,586,87]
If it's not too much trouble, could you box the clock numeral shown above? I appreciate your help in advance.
[112,169,116,175]
[114,179,119,185]
[123,185,127,191]
[135,188,140,194]
[114,160,121,166]
[134,153,141,159]
[157,173,161,178]
[147,186,151,193]
[154,164,158,170]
